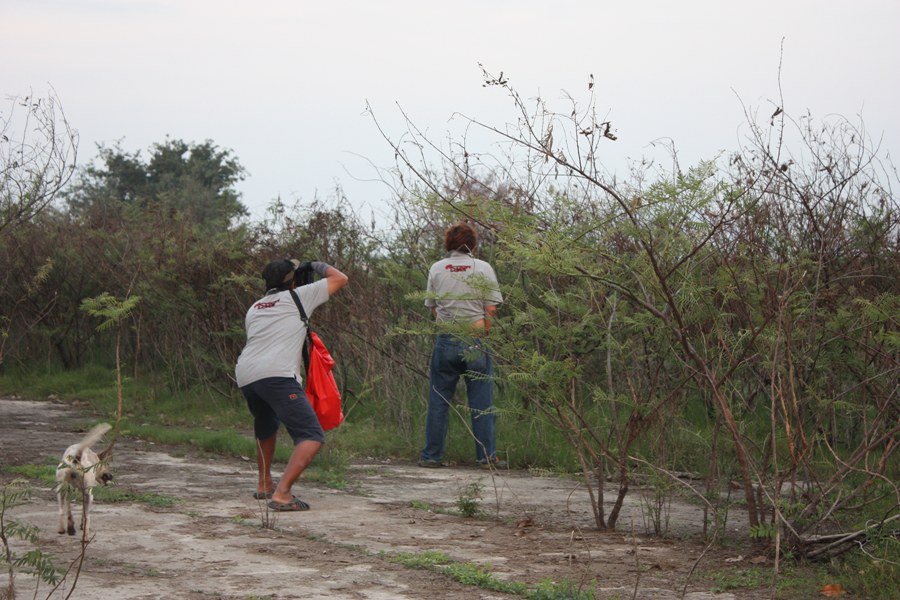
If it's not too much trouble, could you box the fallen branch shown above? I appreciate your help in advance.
[802,512,900,560]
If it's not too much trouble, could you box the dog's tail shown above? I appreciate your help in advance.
[74,423,113,454]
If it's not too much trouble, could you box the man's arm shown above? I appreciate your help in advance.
[311,261,349,296]
[483,304,498,334]
[323,265,349,296]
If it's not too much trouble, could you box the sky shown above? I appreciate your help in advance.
[4,0,899,225]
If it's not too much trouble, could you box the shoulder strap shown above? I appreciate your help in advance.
[289,289,310,324]
[289,289,313,378]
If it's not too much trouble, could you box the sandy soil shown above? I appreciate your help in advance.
[0,396,771,599]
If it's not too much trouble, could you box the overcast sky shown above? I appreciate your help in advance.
[4,0,899,224]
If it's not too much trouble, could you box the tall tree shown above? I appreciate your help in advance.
[0,90,78,234]
[0,90,77,370]
[66,138,247,229]
[370,67,899,549]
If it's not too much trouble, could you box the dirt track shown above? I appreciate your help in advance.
[1,396,767,599]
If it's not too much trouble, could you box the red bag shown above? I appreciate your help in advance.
[305,331,344,431]
[289,288,344,431]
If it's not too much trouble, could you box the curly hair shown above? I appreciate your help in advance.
[443,222,478,253]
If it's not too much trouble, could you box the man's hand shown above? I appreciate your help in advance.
[294,261,315,286]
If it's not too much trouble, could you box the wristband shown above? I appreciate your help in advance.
[310,261,330,276]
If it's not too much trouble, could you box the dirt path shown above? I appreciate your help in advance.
[0,396,767,599]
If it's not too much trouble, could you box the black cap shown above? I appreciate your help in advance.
[262,258,299,289]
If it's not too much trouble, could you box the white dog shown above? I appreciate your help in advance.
[56,423,114,536]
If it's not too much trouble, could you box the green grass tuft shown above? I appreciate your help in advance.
[387,550,594,599]
[92,487,181,507]
[2,464,57,485]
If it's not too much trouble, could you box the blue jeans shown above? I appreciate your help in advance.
[420,334,496,463]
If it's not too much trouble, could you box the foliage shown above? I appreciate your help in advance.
[388,550,594,599]
[706,566,770,593]
[0,464,56,486]
[81,292,141,438]
[454,482,483,518]
[0,90,78,234]
[91,488,181,507]
[65,138,247,229]
[0,89,76,375]
[1,479,61,599]
[830,533,900,600]
[80,294,141,333]
[0,138,253,392]
[0,68,896,577]
[369,68,899,548]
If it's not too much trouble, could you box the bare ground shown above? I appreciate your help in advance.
[0,396,774,600]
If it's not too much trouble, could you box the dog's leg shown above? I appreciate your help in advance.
[62,490,76,535]
[57,489,68,534]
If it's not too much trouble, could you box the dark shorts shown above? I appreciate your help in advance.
[241,377,325,445]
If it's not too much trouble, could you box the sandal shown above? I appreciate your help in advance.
[267,497,310,511]
[253,480,279,499]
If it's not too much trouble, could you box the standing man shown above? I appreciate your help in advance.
[419,222,505,468]
[236,258,348,510]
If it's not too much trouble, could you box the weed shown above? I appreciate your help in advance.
[388,550,594,599]
[1,463,56,486]
[749,522,776,540]
[305,441,351,489]
[127,423,256,458]
[638,471,674,536]
[828,534,900,600]
[706,566,769,592]
[93,487,181,507]
[528,577,595,600]
[455,482,483,518]
[1,479,61,598]
[389,550,524,594]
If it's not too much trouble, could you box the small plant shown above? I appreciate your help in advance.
[528,577,595,600]
[707,567,769,593]
[455,482,483,518]
[1,479,61,599]
[749,521,776,540]
[80,292,141,441]
[828,532,900,600]
[306,442,350,490]
[638,471,674,536]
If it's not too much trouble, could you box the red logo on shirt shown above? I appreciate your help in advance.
[254,299,281,309]
[445,265,472,273]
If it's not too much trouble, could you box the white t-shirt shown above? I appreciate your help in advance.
[425,250,503,324]
[235,279,330,387]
